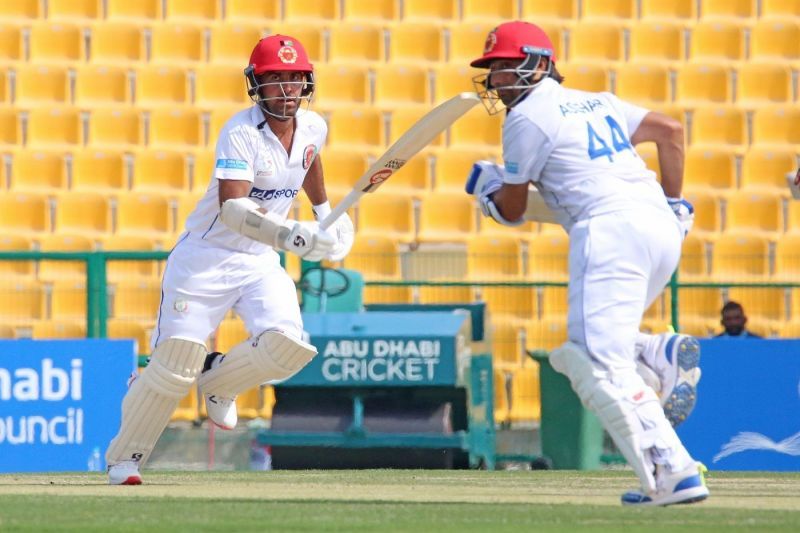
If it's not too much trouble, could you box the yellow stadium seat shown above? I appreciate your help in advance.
[163,0,219,23]
[25,108,81,149]
[0,192,50,238]
[72,149,127,193]
[54,191,111,238]
[690,106,747,151]
[736,62,793,109]
[727,288,786,325]
[358,193,416,244]
[402,0,458,23]
[107,319,151,353]
[524,316,568,352]
[0,235,34,279]
[194,65,250,108]
[725,190,784,234]
[480,217,536,240]
[264,24,324,63]
[374,152,430,197]
[208,23,265,65]
[678,287,723,321]
[341,0,398,22]
[86,108,141,150]
[689,21,746,64]
[29,22,83,63]
[789,203,800,233]
[680,232,709,280]
[190,151,215,193]
[539,286,568,319]
[509,365,541,423]
[628,21,686,64]
[0,280,45,325]
[433,149,494,192]
[558,63,610,92]
[148,108,203,150]
[700,0,757,22]
[150,23,205,64]
[38,234,95,282]
[134,65,189,108]
[520,0,578,22]
[106,0,161,24]
[282,0,339,24]
[131,150,189,193]
[224,0,280,22]
[711,231,771,280]
[762,0,800,19]
[0,107,19,148]
[88,22,145,65]
[431,64,482,104]
[683,147,737,193]
[779,320,800,339]
[683,189,721,235]
[467,235,523,280]
[214,317,248,352]
[312,64,369,107]
[775,232,800,281]
[674,63,732,106]
[639,0,697,23]
[208,105,246,148]
[741,147,797,192]
[10,150,67,192]
[482,286,537,321]
[527,232,569,281]
[46,0,99,21]
[417,191,476,244]
[388,23,445,64]
[328,23,385,65]
[490,321,525,369]
[493,368,509,424]
[0,24,23,64]
[614,63,670,104]
[74,65,130,109]
[326,107,384,150]
[316,148,368,195]
[448,107,502,151]
[115,192,173,239]
[751,106,800,150]
[569,22,624,64]
[373,64,430,109]
[0,0,40,22]
[582,0,636,21]
[175,192,203,232]
[448,23,496,64]
[343,235,402,279]
[0,324,15,338]
[100,235,160,283]
[750,18,800,66]
[461,0,517,23]
[14,65,69,108]
[32,320,86,339]
[112,279,161,320]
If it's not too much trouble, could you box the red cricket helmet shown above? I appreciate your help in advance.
[470,21,556,69]
[248,34,314,74]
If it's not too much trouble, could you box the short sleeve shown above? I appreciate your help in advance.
[605,93,651,137]
[502,112,554,185]
[213,124,255,181]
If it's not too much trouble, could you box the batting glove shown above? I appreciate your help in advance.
[312,201,354,261]
[667,197,694,239]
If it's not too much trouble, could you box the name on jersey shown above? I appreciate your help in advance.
[249,187,299,200]
[559,99,605,116]
[216,159,249,170]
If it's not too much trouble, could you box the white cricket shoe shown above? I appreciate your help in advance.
[201,352,238,430]
[108,460,142,485]
[621,462,709,507]
[637,334,702,427]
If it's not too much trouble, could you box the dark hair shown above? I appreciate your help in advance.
[549,62,564,84]
[721,300,743,314]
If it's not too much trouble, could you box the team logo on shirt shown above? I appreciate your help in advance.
[278,44,298,64]
[484,30,498,53]
[302,144,317,169]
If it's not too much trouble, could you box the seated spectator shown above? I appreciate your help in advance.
[715,301,761,338]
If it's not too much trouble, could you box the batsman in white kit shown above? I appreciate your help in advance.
[465,22,707,506]
[105,35,354,485]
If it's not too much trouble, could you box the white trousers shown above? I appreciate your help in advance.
[568,210,682,372]
[152,236,303,350]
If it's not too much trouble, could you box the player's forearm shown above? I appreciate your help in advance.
[302,155,328,205]
[656,135,684,199]
[492,182,530,221]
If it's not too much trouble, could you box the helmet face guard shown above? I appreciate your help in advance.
[472,46,553,115]
[245,65,314,121]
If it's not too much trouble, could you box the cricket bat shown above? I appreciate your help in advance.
[319,92,481,231]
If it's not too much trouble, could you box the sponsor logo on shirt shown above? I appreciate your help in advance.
[216,159,248,170]
[504,161,519,174]
[249,187,299,201]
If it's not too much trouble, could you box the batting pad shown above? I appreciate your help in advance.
[106,338,206,467]
[198,330,317,397]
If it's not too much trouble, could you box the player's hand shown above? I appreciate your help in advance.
[280,220,336,262]
[312,202,355,261]
[667,197,694,238]
[465,160,503,200]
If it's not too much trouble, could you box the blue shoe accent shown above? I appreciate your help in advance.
[621,492,652,505]
[663,336,701,427]
[664,335,678,364]
[674,474,703,492]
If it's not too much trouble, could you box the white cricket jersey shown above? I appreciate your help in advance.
[502,78,673,231]
[183,105,327,254]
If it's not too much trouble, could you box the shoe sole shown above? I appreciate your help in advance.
[109,475,142,486]
[662,336,700,427]
[622,487,709,507]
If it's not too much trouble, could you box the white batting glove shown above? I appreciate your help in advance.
[312,201,354,261]
[667,197,694,239]
[280,220,336,262]
[465,160,524,227]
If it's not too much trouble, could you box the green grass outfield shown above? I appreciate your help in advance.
[1,470,799,532]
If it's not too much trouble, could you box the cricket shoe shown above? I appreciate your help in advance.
[202,352,238,430]
[637,334,701,427]
[108,460,142,485]
[621,462,709,507]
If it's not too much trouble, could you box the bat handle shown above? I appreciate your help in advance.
[319,189,362,231]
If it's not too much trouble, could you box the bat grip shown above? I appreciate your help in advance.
[319,189,361,231]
